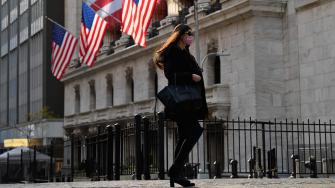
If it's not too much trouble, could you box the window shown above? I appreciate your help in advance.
[74,85,80,113]
[214,56,221,84]
[148,63,157,98]
[106,74,113,106]
[89,80,96,110]
[125,67,134,103]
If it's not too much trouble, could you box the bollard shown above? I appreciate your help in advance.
[305,156,317,178]
[267,150,272,178]
[255,147,263,178]
[106,124,114,180]
[157,112,165,180]
[114,123,121,180]
[322,158,328,178]
[135,114,142,180]
[142,117,151,180]
[290,154,299,178]
[230,160,238,178]
[213,161,222,178]
[207,163,212,179]
[267,148,277,178]
[248,158,255,178]
[296,158,301,178]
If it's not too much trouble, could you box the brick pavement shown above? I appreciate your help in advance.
[2,178,335,188]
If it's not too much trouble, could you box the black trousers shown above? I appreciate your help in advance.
[171,117,203,174]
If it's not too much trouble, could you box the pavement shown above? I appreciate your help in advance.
[2,178,335,188]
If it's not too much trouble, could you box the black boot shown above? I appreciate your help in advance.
[168,126,203,187]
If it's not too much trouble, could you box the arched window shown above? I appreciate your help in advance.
[106,74,114,107]
[74,85,80,114]
[125,67,134,103]
[206,39,221,85]
[89,80,96,110]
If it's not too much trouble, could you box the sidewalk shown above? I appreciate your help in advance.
[2,178,335,188]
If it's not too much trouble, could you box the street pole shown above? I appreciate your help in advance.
[194,0,201,65]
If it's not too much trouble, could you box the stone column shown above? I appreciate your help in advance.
[167,0,179,16]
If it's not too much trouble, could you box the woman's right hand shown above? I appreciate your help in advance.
[192,74,202,82]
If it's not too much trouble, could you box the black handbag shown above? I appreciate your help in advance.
[157,75,202,113]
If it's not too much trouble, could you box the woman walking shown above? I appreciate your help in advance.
[154,24,208,187]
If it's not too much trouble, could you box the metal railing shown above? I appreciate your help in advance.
[66,114,335,181]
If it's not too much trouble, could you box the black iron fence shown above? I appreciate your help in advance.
[66,114,335,181]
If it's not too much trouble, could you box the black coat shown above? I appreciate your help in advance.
[163,44,208,120]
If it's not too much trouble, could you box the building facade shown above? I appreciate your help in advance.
[0,0,64,152]
[62,0,335,178]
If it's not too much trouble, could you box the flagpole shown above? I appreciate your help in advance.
[45,16,69,31]
[45,16,78,38]
[194,0,200,65]
[84,0,122,23]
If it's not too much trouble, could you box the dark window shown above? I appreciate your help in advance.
[106,75,113,106]
[74,86,80,113]
[214,56,221,84]
[89,81,96,110]
[130,79,134,102]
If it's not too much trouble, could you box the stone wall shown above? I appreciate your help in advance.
[284,0,335,121]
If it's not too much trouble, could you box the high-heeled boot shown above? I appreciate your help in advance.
[168,126,203,187]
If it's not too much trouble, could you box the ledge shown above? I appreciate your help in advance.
[295,0,332,11]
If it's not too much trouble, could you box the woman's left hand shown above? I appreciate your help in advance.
[192,74,202,82]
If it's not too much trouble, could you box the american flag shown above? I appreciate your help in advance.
[86,0,122,28]
[51,23,78,80]
[121,0,157,47]
[80,2,108,67]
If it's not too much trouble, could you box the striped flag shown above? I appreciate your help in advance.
[80,2,108,67]
[86,0,122,28]
[121,0,158,47]
[51,23,78,80]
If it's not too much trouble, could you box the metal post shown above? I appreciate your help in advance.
[49,140,54,182]
[114,123,121,180]
[262,123,266,177]
[295,158,300,178]
[255,147,263,178]
[290,154,299,178]
[21,149,23,179]
[230,160,238,178]
[135,114,142,180]
[322,158,328,178]
[33,146,37,180]
[7,153,9,180]
[248,158,254,178]
[70,134,74,181]
[267,149,277,178]
[106,124,114,180]
[97,127,101,179]
[213,161,221,178]
[267,150,272,178]
[305,156,317,178]
[143,117,150,180]
[157,112,165,180]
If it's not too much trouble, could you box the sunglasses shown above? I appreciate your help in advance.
[185,31,194,36]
